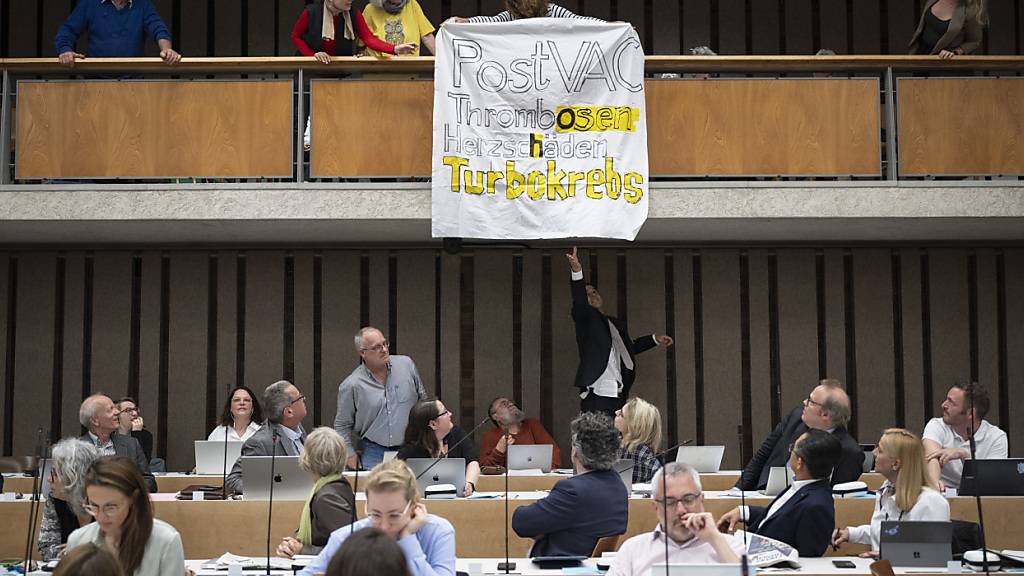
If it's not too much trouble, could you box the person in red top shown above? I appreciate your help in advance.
[480,397,562,469]
[292,0,416,63]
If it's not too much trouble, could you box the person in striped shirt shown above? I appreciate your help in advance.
[446,0,604,23]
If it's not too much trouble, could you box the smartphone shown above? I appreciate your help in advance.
[597,562,612,571]
[832,560,857,569]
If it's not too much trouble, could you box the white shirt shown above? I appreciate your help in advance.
[608,525,746,576]
[848,481,949,551]
[207,422,261,442]
[741,478,820,524]
[922,418,1008,489]
[571,269,627,400]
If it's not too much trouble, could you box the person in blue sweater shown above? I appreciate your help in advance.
[55,0,181,68]
[512,411,629,557]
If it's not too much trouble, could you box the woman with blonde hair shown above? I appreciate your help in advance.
[277,427,355,558]
[831,428,949,556]
[909,0,988,57]
[297,459,455,576]
[614,397,662,483]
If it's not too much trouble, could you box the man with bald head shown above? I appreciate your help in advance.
[79,394,157,492]
[736,379,864,491]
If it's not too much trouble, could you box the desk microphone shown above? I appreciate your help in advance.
[497,427,514,573]
[655,438,694,459]
[265,431,280,576]
[736,425,749,556]
[350,451,362,538]
[220,419,231,499]
[415,416,491,481]
[966,385,990,575]
[23,428,48,572]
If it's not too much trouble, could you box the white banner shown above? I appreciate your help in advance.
[431,19,649,240]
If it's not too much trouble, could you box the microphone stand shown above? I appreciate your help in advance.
[350,452,361,538]
[266,431,279,576]
[736,426,749,574]
[966,387,989,576]
[415,416,491,481]
[23,427,45,573]
[659,444,669,576]
[497,427,514,573]
[221,421,231,499]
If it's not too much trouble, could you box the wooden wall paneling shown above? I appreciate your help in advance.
[279,0,301,57]
[8,0,38,57]
[974,250,1000,426]
[594,250,619,319]
[214,0,242,56]
[818,0,848,55]
[550,249,578,455]
[165,253,208,471]
[145,0,175,57]
[986,1,1016,55]
[12,254,55,456]
[586,0,611,21]
[616,1,646,55]
[90,253,132,398]
[320,251,361,427]
[366,251,390,337]
[440,254,461,403]
[519,251,542,419]
[747,250,774,450]
[60,253,86,437]
[138,252,164,452]
[898,249,926,432]
[670,249,697,447]
[626,250,667,433]
[682,0,712,54]
[243,252,285,391]
[887,0,917,56]
[1005,249,1024,454]
[717,0,746,54]
[927,250,970,409]
[851,250,896,443]
[246,0,276,57]
[749,0,780,55]
[824,249,847,384]
[292,252,316,429]
[214,252,238,418]
[180,0,209,56]
[396,251,438,402]
[701,251,743,467]
[784,0,814,54]
[851,0,881,54]
[775,250,820,410]
[0,253,7,452]
[652,0,681,55]
[473,250,514,440]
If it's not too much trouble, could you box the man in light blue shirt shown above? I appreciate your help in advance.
[298,459,455,576]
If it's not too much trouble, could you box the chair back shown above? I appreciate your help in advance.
[592,535,620,556]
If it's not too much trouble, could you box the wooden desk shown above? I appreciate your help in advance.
[2,493,1020,559]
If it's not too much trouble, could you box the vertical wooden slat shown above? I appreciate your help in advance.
[974,250,1001,425]
[785,0,814,54]
[321,251,361,427]
[244,252,285,391]
[395,251,437,399]
[852,250,896,444]
[367,252,390,337]
[165,253,207,471]
[550,249,578,453]
[899,248,926,433]
[13,254,55,455]
[520,252,543,423]
[626,250,667,436]
[652,0,681,55]
[138,252,163,452]
[0,253,7,452]
[1004,249,1024,453]
[91,253,133,398]
[595,250,619,319]
[293,253,315,429]
[750,0,780,55]
[440,254,461,404]
[824,249,847,384]
[214,252,238,417]
[671,249,697,449]
[776,250,820,410]
[214,0,242,56]
[617,1,647,55]
[851,0,881,54]
[473,250,513,441]
[682,0,712,53]
[61,253,86,436]
[701,250,743,468]
[747,250,774,458]
[818,0,848,54]
[928,250,970,408]
[718,0,746,54]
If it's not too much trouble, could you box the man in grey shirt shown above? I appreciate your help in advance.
[335,326,427,469]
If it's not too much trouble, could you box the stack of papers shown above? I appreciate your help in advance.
[205,553,294,570]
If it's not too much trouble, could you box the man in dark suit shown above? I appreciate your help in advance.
[225,379,308,495]
[566,247,674,415]
[512,412,628,556]
[720,429,842,557]
[736,379,864,491]
[78,394,157,492]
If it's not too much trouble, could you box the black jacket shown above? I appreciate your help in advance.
[736,406,864,491]
[80,432,157,493]
[748,479,835,557]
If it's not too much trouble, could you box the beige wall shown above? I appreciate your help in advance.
[1,247,1021,470]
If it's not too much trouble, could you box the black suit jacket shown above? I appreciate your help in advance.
[748,479,835,557]
[571,277,656,398]
[81,432,157,493]
[736,406,865,491]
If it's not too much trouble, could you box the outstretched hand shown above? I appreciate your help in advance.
[566,247,582,273]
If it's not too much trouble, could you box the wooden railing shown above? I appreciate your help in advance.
[3,56,1023,182]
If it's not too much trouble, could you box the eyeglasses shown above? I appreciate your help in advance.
[120,407,139,415]
[659,493,702,508]
[788,442,804,459]
[804,395,824,409]
[83,501,125,517]
[289,395,307,406]
[360,341,389,354]
[367,499,412,523]
[436,410,451,419]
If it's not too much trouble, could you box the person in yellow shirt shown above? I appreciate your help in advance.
[362,0,436,56]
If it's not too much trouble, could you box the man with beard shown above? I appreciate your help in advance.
[479,397,562,469]
[923,381,1007,491]
[608,462,743,576]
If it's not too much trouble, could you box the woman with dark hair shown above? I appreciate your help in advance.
[65,456,185,576]
[54,543,126,576]
[396,399,481,496]
[326,527,411,576]
[208,386,264,442]
[909,0,988,57]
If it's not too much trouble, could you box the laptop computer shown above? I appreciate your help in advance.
[194,440,244,475]
[675,446,726,473]
[507,445,554,473]
[879,520,953,568]
[240,456,314,501]
[405,458,467,498]
[759,466,789,497]
[612,458,634,491]
[959,459,1024,496]
[648,564,742,576]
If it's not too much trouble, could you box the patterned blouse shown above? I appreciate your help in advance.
[618,443,662,484]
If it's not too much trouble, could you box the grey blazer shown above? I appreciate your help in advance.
[80,432,157,492]
[909,0,984,55]
[224,422,305,495]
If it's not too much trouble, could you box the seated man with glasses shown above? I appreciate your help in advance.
[225,380,308,495]
[719,429,842,557]
[335,326,428,470]
[609,462,743,575]
[735,379,863,491]
[298,458,455,576]
[78,394,157,492]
